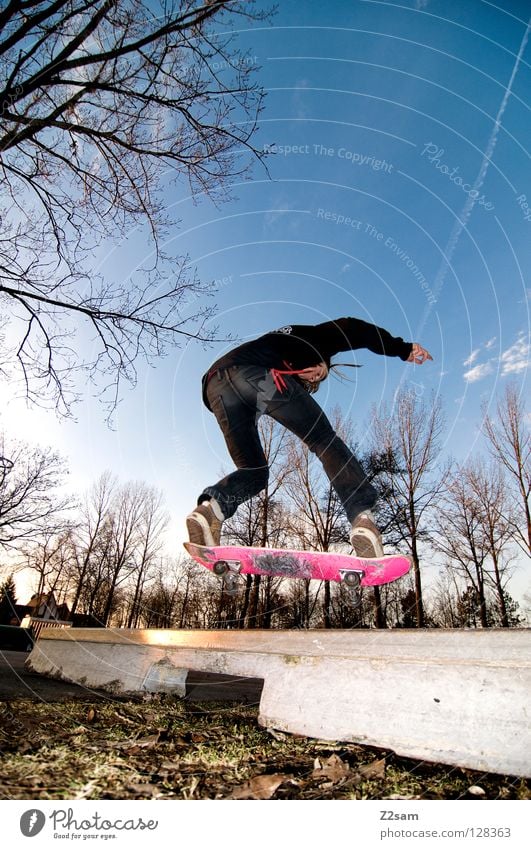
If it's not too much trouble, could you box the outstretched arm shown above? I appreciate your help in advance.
[407,343,433,364]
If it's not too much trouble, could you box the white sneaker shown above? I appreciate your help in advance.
[350,511,384,558]
[186,500,223,547]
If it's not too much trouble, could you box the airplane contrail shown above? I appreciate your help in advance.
[418,17,531,333]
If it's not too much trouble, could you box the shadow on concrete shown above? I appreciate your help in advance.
[0,649,263,704]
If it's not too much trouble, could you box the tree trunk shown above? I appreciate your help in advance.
[491,552,509,628]
[409,512,425,628]
[323,581,332,628]
[247,575,261,628]
[373,586,386,628]
[237,575,253,629]
[263,577,274,628]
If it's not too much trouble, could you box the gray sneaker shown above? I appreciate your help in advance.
[186,501,223,547]
[350,511,384,559]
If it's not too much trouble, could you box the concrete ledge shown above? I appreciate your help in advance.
[26,628,531,777]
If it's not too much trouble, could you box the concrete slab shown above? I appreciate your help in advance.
[0,649,112,702]
[26,628,531,777]
[1,648,262,704]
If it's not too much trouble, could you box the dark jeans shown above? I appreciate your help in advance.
[199,365,377,522]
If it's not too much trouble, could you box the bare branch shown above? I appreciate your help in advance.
[0,1,268,417]
[0,432,73,549]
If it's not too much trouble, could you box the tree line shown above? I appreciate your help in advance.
[0,381,529,630]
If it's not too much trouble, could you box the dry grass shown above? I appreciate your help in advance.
[0,697,529,801]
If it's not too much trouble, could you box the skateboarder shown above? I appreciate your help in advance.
[186,316,432,558]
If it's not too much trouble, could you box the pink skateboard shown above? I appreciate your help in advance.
[184,542,410,605]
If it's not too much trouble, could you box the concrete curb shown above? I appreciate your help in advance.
[26,628,531,777]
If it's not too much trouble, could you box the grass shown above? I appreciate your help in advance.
[0,697,529,800]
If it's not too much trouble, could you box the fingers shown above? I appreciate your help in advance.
[407,344,433,365]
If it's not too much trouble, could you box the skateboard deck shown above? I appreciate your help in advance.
[184,541,410,600]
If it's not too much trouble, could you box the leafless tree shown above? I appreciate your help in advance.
[282,408,352,628]
[96,480,165,625]
[74,513,115,621]
[482,383,531,555]
[64,474,167,624]
[432,463,490,627]
[369,389,447,628]
[0,0,268,417]
[125,487,168,627]
[429,572,467,628]
[223,418,291,628]
[468,458,518,627]
[283,408,351,552]
[0,432,73,549]
[141,556,201,628]
[68,471,116,617]
[433,457,517,627]
[20,528,76,603]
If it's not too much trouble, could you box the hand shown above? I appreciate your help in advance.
[298,362,329,383]
[407,343,433,365]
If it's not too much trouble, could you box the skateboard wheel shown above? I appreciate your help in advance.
[223,573,240,595]
[343,571,362,587]
[213,560,229,576]
[348,593,363,610]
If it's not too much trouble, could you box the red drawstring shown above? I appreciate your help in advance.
[271,369,286,392]
[270,361,308,393]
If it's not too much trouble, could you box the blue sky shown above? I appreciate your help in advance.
[2,0,530,591]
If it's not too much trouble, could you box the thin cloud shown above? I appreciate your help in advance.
[464,362,494,383]
[500,334,530,376]
[463,349,480,367]
[462,333,529,382]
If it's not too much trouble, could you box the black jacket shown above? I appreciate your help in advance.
[202,317,412,408]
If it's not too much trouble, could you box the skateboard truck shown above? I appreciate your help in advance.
[213,560,242,595]
[339,569,364,608]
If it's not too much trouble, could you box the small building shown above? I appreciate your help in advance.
[25,592,63,620]
[17,592,73,638]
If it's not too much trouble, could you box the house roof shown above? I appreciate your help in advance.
[26,592,57,609]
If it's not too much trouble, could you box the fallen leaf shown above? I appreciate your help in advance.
[386,794,422,800]
[86,708,95,723]
[312,754,350,784]
[70,725,88,736]
[229,773,288,800]
[133,733,160,747]
[357,758,386,780]
[468,785,486,797]
[122,733,161,754]
[114,711,136,725]
[160,760,183,772]
[126,783,162,797]
[191,732,208,743]
[267,728,287,741]
[74,780,99,799]
[184,776,200,799]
